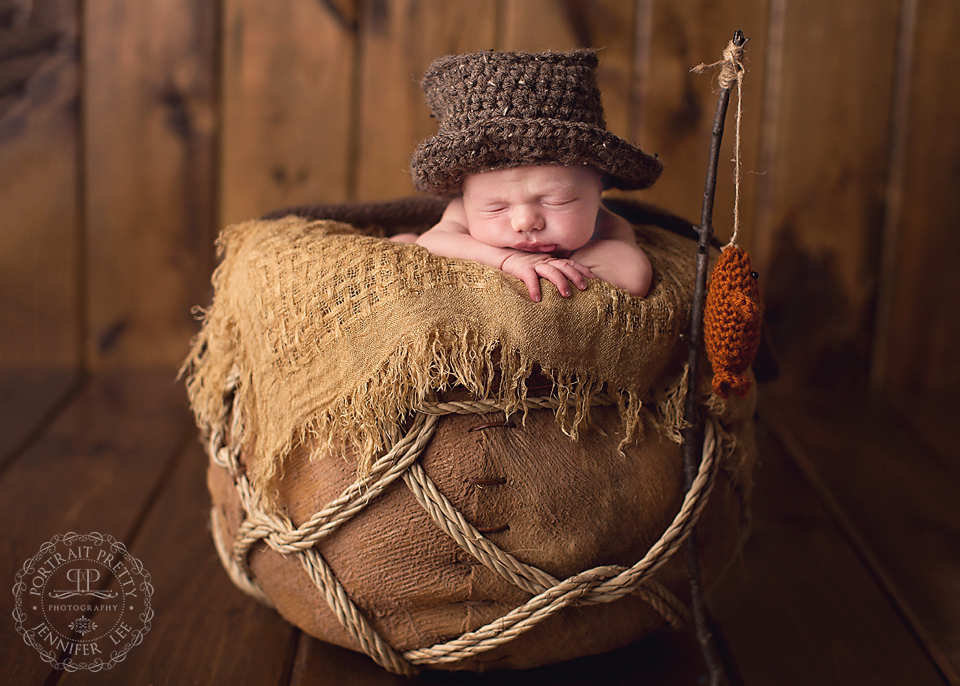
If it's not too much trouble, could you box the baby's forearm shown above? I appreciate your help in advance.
[416,223,594,301]
[416,226,515,270]
[572,240,652,297]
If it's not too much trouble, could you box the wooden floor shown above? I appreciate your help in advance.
[1,370,958,686]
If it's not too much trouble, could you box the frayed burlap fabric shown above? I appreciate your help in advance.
[184,213,757,672]
[184,216,707,500]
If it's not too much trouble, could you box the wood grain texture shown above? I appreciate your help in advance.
[219,0,357,225]
[290,622,707,685]
[708,404,947,686]
[0,0,80,367]
[886,390,960,488]
[637,0,768,247]
[0,367,79,466]
[873,0,960,391]
[59,443,297,686]
[83,0,218,369]
[764,387,960,681]
[290,635,411,686]
[752,0,901,389]
[0,372,192,685]
[353,0,498,201]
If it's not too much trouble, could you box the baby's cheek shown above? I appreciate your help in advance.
[557,215,596,249]
[470,220,509,246]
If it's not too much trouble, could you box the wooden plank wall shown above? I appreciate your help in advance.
[0,0,81,367]
[83,0,219,368]
[1,0,958,392]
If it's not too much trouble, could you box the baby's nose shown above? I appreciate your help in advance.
[511,205,543,232]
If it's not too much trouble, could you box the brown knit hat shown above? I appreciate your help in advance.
[410,49,662,196]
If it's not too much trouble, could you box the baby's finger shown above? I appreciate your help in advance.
[570,260,596,280]
[535,263,575,297]
[520,270,542,302]
[552,260,590,290]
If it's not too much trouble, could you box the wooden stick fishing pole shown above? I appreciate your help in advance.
[684,28,747,686]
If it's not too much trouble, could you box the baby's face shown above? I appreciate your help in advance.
[461,165,603,254]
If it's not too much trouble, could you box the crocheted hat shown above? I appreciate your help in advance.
[410,49,663,196]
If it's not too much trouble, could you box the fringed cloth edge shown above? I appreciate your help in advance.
[183,216,703,502]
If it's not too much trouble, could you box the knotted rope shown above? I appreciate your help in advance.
[205,370,723,674]
[692,38,746,246]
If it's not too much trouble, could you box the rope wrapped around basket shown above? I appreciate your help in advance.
[185,207,757,674]
[206,369,726,674]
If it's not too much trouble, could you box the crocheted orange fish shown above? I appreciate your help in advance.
[704,245,763,398]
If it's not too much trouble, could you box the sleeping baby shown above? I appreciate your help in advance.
[395,48,663,301]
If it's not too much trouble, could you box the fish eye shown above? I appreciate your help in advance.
[750,270,759,279]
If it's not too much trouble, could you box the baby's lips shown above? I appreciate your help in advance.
[514,242,558,253]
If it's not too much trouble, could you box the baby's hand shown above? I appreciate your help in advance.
[500,252,595,302]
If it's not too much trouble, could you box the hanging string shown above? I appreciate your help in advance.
[692,39,746,246]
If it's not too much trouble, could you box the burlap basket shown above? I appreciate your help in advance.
[183,202,757,674]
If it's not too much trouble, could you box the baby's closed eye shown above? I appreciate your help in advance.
[480,204,509,215]
[541,196,579,208]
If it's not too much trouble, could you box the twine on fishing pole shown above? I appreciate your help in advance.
[692,38,746,246]
[691,33,762,402]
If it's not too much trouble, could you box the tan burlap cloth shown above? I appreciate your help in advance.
[184,215,757,673]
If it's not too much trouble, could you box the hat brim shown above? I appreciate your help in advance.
[411,117,662,196]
